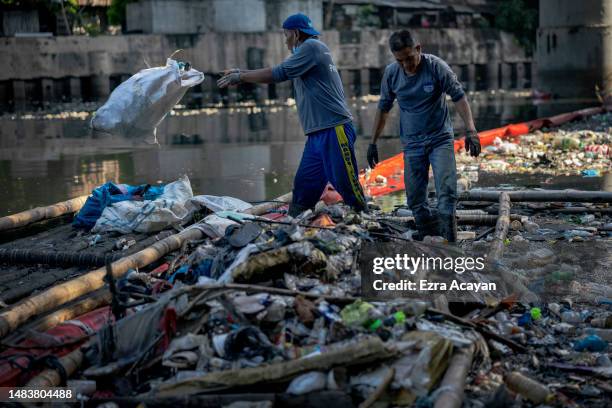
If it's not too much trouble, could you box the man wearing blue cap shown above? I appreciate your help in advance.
[217,13,367,216]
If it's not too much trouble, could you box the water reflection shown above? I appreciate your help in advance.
[0,92,602,216]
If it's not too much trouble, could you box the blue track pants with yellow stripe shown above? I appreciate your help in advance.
[292,122,367,212]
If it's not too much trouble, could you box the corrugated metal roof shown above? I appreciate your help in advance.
[76,0,112,6]
[332,0,446,10]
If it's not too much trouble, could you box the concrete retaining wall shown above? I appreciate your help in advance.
[537,0,612,97]
[0,28,531,109]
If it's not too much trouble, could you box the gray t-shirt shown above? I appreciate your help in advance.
[272,38,352,135]
[378,54,464,147]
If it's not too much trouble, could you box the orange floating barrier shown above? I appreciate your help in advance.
[360,105,607,198]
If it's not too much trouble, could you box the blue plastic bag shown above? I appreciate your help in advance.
[73,182,164,230]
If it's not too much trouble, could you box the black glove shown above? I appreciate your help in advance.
[367,143,379,168]
[464,130,481,157]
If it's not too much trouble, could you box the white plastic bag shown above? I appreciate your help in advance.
[92,175,194,234]
[91,58,204,143]
[186,195,252,213]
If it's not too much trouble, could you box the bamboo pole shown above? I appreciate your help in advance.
[0,195,88,232]
[433,345,474,408]
[486,193,538,303]
[487,193,511,262]
[460,190,612,203]
[359,367,395,408]
[26,347,84,388]
[0,193,292,339]
[372,214,523,226]
[549,207,612,214]
[30,290,112,334]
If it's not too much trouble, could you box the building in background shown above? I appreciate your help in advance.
[322,0,497,30]
[536,0,612,99]
[0,0,112,37]
[0,0,532,111]
[125,0,323,34]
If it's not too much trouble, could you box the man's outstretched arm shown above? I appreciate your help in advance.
[217,67,274,88]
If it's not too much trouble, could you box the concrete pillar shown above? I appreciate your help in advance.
[267,83,277,100]
[88,51,111,99]
[516,63,526,89]
[340,69,357,97]
[0,82,9,109]
[69,77,82,100]
[485,41,499,90]
[226,88,239,104]
[12,80,26,111]
[500,63,512,89]
[537,0,612,97]
[40,78,53,105]
[467,64,476,92]
[360,68,370,96]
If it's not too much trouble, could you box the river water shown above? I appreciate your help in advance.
[0,92,605,216]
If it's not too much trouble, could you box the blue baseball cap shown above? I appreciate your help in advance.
[282,13,320,36]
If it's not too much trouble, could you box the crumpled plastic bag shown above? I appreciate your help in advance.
[92,175,193,234]
[187,195,252,213]
[162,334,209,369]
[91,58,204,143]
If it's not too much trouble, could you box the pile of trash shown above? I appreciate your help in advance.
[458,113,612,178]
[1,183,610,406]
[464,300,612,407]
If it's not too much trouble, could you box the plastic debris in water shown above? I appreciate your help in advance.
[582,169,600,177]
[574,335,608,352]
[530,307,542,320]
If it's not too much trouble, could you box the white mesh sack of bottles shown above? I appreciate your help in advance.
[90,58,204,143]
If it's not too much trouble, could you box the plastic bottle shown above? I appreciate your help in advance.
[580,214,596,224]
[530,308,542,321]
[582,169,601,177]
[549,270,574,282]
[548,303,561,316]
[286,372,327,395]
[505,372,554,404]
[591,316,612,328]
[561,311,583,324]
[383,311,407,327]
[518,313,532,327]
[588,328,612,342]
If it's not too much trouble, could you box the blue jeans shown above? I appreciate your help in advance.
[403,134,457,224]
[292,122,367,211]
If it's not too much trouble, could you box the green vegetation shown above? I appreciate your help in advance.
[108,0,134,27]
[496,0,539,54]
[357,4,381,28]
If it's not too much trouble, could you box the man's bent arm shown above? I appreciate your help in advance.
[454,96,476,131]
[240,68,274,84]
[371,109,390,144]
